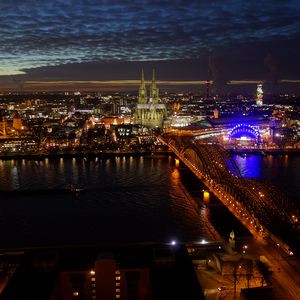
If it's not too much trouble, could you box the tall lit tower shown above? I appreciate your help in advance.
[150,69,159,104]
[256,83,263,106]
[138,69,147,104]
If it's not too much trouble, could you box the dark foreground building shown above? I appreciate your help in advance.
[0,243,205,300]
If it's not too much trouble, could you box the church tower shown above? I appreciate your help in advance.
[135,69,166,128]
[150,69,159,104]
[138,69,147,104]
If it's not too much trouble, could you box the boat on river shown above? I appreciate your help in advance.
[67,184,85,193]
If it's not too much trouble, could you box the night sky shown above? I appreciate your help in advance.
[0,0,299,91]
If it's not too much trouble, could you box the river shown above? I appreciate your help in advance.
[0,154,299,249]
[0,156,213,249]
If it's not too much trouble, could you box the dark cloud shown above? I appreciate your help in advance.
[0,0,299,84]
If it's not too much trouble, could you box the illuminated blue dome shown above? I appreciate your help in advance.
[229,124,260,140]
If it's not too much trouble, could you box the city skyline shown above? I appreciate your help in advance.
[0,3,300,293]
[0,0,300,91]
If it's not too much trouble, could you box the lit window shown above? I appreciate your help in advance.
[90,270,95,275]
[116,283,120,286]
[91,277,96,281]
[115,270,120,274]
[115,276,121,281]
[116,289,120,293]
[116,296,120,299]
[73,291,79,296]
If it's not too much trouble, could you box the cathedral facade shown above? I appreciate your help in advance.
[135,69,167,128]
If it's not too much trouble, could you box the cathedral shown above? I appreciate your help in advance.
[135,69,167,128]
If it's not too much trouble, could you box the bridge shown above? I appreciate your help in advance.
[162,133,300,255]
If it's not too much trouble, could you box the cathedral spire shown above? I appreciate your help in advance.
[141,68,145,86]
[151,68,158,104]
[138,68,147,104]
[152,69,156,85]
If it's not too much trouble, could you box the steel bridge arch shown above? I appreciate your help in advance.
[181,144,212,178]
[165,136,219,181]
[166,134,243,182]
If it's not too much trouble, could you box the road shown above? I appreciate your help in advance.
[242,236,300,300]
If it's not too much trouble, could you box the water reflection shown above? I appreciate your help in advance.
[233,153,300,208]
[284,154,289,168]
[0,157,211,248]
[233,154,262,178]
[171,168,180,182]
[11,165,20,189]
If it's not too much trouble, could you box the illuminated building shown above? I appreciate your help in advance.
[213,108,219,119]
[102,117,125,129]
[228,123,261,147]
[13,113,23,131]
[256,83,263,106]
[1,116,24,138]
[135,69,167,128]
[0,117,8,137]
[0,138,38,153]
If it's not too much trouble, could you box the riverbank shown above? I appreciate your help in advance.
[0,150,173,160]
[227,148,300,155]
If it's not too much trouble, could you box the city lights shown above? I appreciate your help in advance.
[0,2,299,298]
